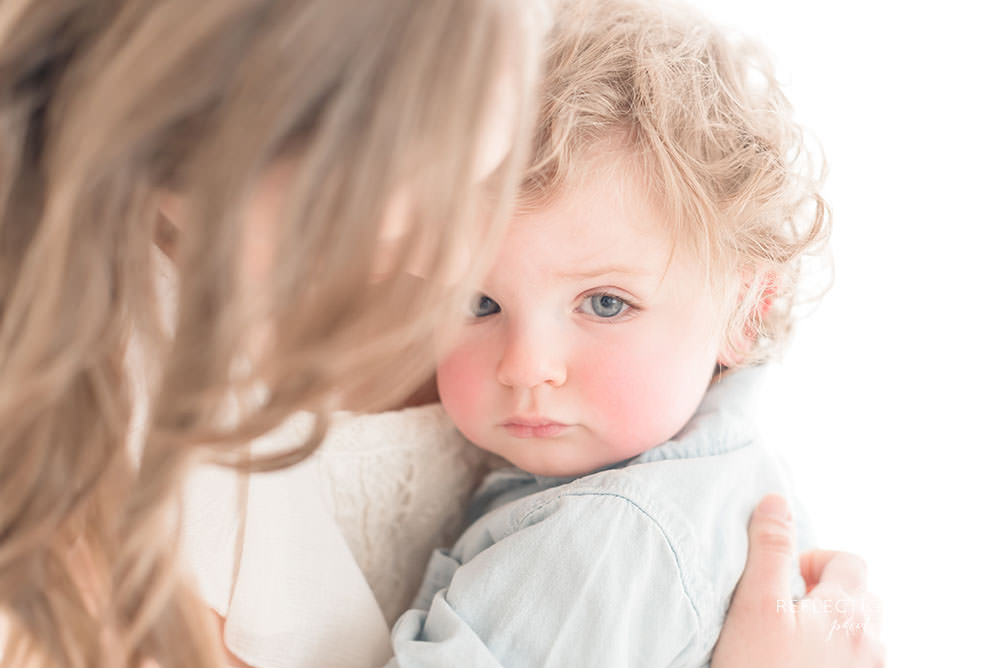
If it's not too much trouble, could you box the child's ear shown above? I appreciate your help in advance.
[716,335,746,369]
[716,270,777,368]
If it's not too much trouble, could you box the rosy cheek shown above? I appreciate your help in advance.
[437,344,491,438]
[573,323,714,460]
[574,343,664,455]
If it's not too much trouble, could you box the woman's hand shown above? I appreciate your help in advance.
[713,495,885,667]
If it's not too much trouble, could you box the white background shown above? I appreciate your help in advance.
[698,0,999,664]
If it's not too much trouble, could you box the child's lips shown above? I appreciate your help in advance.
[501,418,569,439]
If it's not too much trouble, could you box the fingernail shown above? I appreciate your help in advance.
[757,494,791,521]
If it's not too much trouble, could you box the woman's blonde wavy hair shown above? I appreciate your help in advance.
[523,0,830,365]
[0,0,540,665]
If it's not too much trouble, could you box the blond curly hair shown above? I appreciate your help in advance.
[523,0,830,364]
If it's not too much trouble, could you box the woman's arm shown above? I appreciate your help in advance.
[713,495,885,667]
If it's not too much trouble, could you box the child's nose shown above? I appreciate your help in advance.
[495,326,567,390]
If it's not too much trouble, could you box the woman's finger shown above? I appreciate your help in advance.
[729,494,798,617]
[801,549,868,594]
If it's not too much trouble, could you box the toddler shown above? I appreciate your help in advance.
[390,0,828,665]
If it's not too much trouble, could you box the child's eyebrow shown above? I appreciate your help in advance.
[556,265,644,280]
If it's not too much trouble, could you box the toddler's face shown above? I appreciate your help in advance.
[437,166,729,477]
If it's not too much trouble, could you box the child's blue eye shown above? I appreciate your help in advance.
[471,294,501,317]
[585,294,627,318]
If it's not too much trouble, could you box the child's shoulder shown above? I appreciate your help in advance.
[519,445,778,535]
[466,441,775,549]
[453,443,804,631]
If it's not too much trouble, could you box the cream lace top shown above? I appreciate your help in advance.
[182,404,497,668]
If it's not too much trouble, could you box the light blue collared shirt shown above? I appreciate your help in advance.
[390,366,811,667]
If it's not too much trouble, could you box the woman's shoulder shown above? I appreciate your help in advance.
[181,403,494,624]
[316,403,496,623]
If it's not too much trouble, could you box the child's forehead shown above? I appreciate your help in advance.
[498,187,679,286]
[513,156,676,246]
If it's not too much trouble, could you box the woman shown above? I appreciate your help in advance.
[0,0,882,666]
